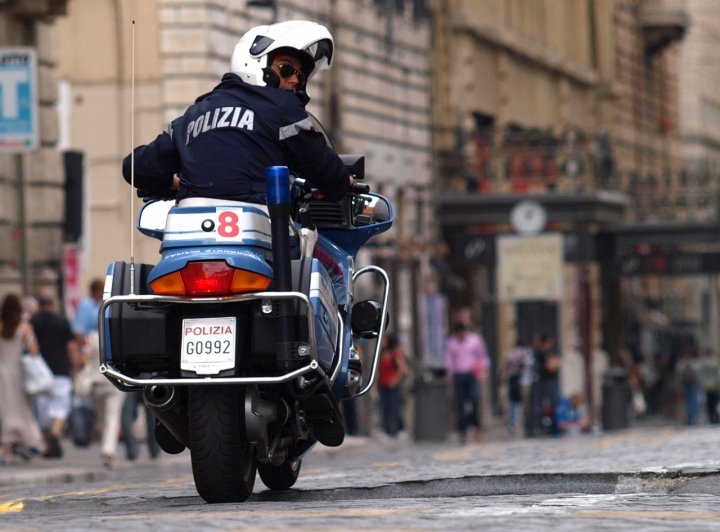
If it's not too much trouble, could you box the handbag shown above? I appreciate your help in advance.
[73,361,99,397]
[21,353,54,396]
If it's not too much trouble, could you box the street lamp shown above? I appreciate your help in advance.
[246,0,277,23]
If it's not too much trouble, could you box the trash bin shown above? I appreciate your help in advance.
[602,367,632,431]
[413,366,449,442]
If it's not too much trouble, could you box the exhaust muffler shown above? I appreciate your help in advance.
[143,385,189,449]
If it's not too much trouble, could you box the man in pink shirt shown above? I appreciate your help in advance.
[444,321,491,444]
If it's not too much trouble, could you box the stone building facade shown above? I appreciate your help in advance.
[673,0,720,218]
[433,0,685,215]
[432,0,688,417]
[618,0,720,377]
[0,2,69,301]
[53,0,434,353]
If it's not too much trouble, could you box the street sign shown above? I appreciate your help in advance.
[497,233,564,302]
[451,234,496,264]
[450,230,594,264]
[0,47,38,153]
[617,253,720,276]
[63,243,81,321]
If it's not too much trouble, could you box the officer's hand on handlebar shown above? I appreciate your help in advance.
[136,176,180,202]
[294,175,368,198]
[347,176,369,194]
[351,182,370,194]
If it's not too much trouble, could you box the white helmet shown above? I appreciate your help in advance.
[231,20,334,102]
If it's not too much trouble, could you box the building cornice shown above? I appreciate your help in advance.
[0,0,68,19]
[451,11,599,87]
[438,191,628,227]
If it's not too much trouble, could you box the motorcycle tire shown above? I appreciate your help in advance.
[189,385,256,503]
[258,459,302,490]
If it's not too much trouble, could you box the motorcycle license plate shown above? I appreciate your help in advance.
[181,317,236,375]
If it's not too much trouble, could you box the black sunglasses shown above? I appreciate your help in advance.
[274,63,306,84]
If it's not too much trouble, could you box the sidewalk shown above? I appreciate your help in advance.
[0,436,180,488]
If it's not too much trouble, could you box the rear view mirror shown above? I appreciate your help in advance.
[353,194,391,226]
[137,200,174,240]
[339,154,365,179]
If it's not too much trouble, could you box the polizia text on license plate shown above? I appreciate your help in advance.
[181,317,236,375]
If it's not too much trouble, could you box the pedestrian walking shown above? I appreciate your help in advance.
[0,294,43,464]
[444,321,490,444]
[503,340,533,435]
[702,349,720,424]
[22,296,39,321]
[30,296,78,458]
[376,333,409,438]
[72,279,103,345]
[675,345,703,426]
[528,333,560,437]
[121,392,161,461]
[74,333,125,468]
[72,279,103,381]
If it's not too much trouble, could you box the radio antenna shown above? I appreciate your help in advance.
[129,20,136,296]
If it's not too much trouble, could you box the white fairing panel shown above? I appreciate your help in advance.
[163,199,272,248]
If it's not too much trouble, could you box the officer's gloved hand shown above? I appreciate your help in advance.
[136,188,177,202]
[137,176,179,202]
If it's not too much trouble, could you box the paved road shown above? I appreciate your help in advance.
[2,425,720,530]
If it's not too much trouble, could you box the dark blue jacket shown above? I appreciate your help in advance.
[122,73,349,203]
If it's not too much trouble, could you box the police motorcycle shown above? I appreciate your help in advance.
[98,154,392,503]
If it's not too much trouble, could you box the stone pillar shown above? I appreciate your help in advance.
[28,21,64,297]
[0,7,67,299]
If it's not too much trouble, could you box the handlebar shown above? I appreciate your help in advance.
[351,183,370,194]
[293,178,370,197]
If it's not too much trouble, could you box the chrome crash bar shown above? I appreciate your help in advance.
[351,265,390,397]
[98,291,322,388]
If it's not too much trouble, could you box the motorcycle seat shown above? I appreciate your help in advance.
[177,197,269,214]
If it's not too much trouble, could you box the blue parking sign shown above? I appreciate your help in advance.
[0,47,38,153]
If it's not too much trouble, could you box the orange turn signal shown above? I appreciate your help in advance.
[149,271,186,295]
[149,263,270,296]
[230,269,272,293]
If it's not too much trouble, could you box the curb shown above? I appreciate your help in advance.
[0,467,111,488]
[250,470,720,503]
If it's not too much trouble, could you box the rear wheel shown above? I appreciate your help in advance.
[189,386,256,503]
[258,459,302,490]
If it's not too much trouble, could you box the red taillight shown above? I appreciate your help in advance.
[150,261,271,296]
[180,261,235,296]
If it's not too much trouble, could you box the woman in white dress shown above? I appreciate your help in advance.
[0,294,43,464]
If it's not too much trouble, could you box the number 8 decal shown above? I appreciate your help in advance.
[218,211,240,238]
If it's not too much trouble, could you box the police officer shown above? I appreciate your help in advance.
[122,20,352,202]
[121,21,353,448]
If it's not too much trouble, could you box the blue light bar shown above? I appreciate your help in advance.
[266,166,290,206]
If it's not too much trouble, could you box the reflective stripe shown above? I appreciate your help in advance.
[279,117,314,140]
[164,123,173,140]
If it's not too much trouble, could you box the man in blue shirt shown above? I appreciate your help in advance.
[554,392,590,435]
[73,279,103,344]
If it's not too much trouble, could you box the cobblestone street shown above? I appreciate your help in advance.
[2,424,720,530]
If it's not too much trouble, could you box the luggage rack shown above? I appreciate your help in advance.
[97,291,321,390]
